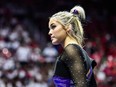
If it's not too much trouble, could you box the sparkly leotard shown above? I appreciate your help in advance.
[53,44,97,87]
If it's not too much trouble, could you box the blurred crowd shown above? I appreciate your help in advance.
[0,0,116,87]
[0,16,58,87]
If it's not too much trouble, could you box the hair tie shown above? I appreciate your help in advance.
[72,9,79,15]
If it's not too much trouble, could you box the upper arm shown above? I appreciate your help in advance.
[62,44,87,87]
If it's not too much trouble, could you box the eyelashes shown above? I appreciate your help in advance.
[49,23,56,30]
[51,25,56,29]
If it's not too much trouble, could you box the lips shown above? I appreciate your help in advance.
[51,36,55,41]
[51,37,54,41]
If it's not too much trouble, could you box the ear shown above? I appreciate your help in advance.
[66,24,72,32]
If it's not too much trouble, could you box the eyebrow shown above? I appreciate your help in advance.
[49,23,55,28]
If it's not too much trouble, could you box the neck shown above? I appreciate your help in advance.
[61,36,79,48]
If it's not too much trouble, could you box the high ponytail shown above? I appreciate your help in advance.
[70,5,85,21]
[69,5,86,46]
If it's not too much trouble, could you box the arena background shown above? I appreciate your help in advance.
[0,0,116,87]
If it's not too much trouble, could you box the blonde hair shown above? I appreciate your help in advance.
[50,5,86,46]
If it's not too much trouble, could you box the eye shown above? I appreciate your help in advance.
[50,24,56,29]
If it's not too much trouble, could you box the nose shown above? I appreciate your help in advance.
[48,29,52,35]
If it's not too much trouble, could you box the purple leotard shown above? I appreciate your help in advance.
[53,76,74,87]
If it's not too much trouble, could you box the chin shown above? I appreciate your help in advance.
[52,41,59,45]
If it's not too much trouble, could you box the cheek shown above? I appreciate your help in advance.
[54,29,67,43]
[58,31,67,40]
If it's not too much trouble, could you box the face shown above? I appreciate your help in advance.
[48,18,67,45]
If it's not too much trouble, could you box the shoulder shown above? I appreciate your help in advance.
[63,44,83,56]
[64,44,82,52]
[61,44,86,63]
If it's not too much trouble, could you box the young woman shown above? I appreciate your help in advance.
[48,5,97,87]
